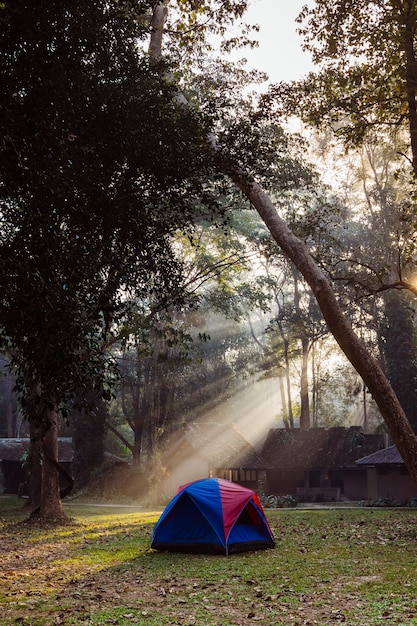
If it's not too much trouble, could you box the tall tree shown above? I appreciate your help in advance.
[0,0,220,519]
[149,1,417,484]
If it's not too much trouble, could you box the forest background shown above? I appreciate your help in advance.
[1,0,417,517]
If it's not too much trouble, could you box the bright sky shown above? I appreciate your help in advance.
[239,0,315,83]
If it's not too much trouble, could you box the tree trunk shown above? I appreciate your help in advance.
[399,1,417,176]
[28,421,41,509]
[293,268,311,429]
[300,337,310,429]
[279,374,290,429]
[133,424,143,466]
[149,0,169,59]
[281,335,294,428]
[234,177,417,483]
[6,373,14,436]
[38,407,68,520]
[311,342,318,427]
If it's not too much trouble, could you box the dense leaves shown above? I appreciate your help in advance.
[0,0,219,426]
[269,1,417,164]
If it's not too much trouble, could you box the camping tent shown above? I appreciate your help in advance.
[150,477,275,555]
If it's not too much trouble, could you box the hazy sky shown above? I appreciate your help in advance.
[238,0,315,84]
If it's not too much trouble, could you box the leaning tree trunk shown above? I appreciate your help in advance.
[234,178,417,483]
[149,2,417,485]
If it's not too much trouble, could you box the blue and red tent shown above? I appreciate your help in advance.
[150,477,275,555]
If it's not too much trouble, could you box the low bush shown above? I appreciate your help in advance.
[260,494,298,508]
[359,497,417,508]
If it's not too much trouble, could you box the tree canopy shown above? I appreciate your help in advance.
[272,1,417,174]
[0,0,221,429]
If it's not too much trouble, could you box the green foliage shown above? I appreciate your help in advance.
[265,2,417,433]
[280,1,409,145]
[0,1,220,428]
[163,0,259,59]
[380,289,417,431]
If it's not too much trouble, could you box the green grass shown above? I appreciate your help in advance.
[2,496,417,624]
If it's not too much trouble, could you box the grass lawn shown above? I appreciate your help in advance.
[1,496,417,625]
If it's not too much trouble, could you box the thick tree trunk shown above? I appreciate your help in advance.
[233,177,417,482]
[400,1,417,176]
[149,0,170,59]
[28,421,41,509]
[38,407,68,520]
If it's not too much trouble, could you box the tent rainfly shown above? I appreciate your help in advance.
[150,477,275,555]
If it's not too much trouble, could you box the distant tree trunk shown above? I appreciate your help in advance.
[6,373,14,437]
[279,374,289,429]
[293,268,310,429]
[311,342,318,427]
[131,357,148,467]
[363,385,368,433]
[72,398,106,489]
[300,337,310,429]
[280,333,294,428]
[133,424,143,467]
[380,290,417,433]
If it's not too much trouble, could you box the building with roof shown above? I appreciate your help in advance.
[161,423,264,496]
[0,437,73,494]
[260,426,384,501]
[161,424,387,502]
[356,445,417,501]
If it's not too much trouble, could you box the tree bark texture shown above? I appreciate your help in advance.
[149,1,170,59]
[39,407,66,520]
[28,421,41,509]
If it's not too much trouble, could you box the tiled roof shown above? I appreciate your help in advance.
[170,423,264,469]
[356,445,403,466]
[261,426,384,470]
[0,438,74,462]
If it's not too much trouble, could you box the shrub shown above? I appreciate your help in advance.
[260,494,298,508]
